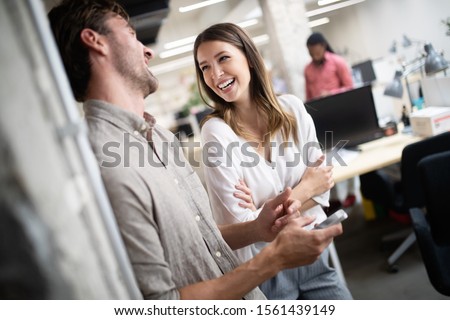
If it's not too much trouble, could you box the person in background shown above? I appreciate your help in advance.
[48,0,344,300]
[304,32,356,211]
[195,23,352,299]
[304,32,353,101]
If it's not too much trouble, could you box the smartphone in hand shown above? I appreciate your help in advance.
[314,209,348,229]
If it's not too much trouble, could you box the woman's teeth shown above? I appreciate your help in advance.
[218,79,234,90]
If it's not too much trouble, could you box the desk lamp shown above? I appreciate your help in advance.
[384,70,403,98]
[384,57,424,106]
[424,43,448,75]
[402,34,413,48]
[384,42,448,105]
[389,40,397,54]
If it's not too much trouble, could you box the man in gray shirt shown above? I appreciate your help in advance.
[48,0,343,299]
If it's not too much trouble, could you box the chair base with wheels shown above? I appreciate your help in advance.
[385,232,416,273]
[360,169,414,273]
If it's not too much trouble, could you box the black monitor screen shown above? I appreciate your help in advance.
[352,60,376,85]
[305,85,384,150]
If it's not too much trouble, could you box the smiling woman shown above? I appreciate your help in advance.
[194,22,352,300]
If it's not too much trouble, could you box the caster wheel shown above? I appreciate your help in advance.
[387,264,399,273]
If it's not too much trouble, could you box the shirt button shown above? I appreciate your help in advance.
[133,130,140,136]
[174,178,179,185]
[215,251,222,258]
[195,215,200,222]
[140,124,147,131]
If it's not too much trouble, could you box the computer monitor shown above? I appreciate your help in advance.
[352,60,377,85]
[305,84,384,150]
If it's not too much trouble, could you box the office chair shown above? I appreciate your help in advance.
[410,150,450,296]
[359,131,450,272]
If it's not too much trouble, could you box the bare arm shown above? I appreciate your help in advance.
[219,188,299,250]
[180,215,343,299]
[292,155,334,212]
[234,161,332,215]
[234,156,333,212]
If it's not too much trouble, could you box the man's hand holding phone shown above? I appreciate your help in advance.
[314,209,348,229]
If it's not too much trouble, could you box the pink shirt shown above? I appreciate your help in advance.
[304,51,354,101]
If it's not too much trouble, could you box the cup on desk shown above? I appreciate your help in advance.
[382,121,398,136]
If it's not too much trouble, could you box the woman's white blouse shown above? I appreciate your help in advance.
[201,94,329,262]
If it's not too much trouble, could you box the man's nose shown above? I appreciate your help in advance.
[144,47,154,60]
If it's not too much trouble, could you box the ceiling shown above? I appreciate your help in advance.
[41,0,347,74]
[144,0,326,74]
[117,0,170,45]
[42,0,171,45]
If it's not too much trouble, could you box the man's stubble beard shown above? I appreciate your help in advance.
[144,69,159,98]
[110,40,159,98]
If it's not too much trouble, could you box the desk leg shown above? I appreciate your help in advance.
[329,242,347,286]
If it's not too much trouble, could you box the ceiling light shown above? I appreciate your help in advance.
[306,0,365,18]
[179,0,226,13]
[318,0,342,6]
[308,17,330,28]
[151,56,194,75]
[164,36,197,50]
[252,34,270,46]
[160,19,259,54]
[236,19,258,28]
[153,35,269,74]
[159,44,193,59]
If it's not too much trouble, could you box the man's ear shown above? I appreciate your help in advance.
[80,28,107,54]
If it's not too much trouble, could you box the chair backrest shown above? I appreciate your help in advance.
[418,150,450,246]
[401,131,450,209]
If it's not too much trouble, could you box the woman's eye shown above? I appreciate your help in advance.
[201,65,209,72]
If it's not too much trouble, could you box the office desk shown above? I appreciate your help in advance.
[332,133,422,183]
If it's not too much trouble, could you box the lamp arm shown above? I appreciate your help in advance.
[402,59,425,77]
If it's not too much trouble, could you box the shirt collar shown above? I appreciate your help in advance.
[323,51,332,61]
[83,99,155,137]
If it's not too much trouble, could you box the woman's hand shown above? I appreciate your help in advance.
[234,179,257,211]
[298,155,334,198]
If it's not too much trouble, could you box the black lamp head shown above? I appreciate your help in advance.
[424,43,449,75]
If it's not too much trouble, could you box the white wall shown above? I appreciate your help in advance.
[315,0,450,64]
[299,0,450,122]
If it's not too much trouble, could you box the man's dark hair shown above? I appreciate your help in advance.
[306,32,334,53]
[48,0,129,101]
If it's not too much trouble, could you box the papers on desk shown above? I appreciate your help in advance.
[325,148,360,167]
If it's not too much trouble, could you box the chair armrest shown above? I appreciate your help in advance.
[410,207,435,256]
[410,207,429,232]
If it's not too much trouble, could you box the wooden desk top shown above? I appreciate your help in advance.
[332,133,422,183]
